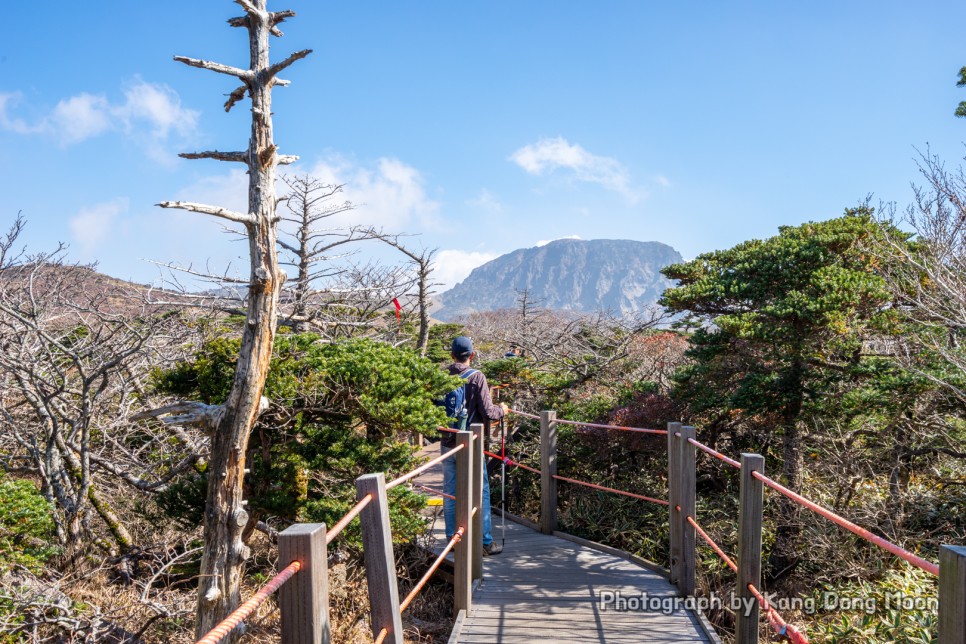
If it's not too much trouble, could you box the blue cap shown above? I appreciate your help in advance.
[451,336,474,357]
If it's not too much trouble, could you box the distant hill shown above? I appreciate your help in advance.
[0,263,196,319]
[433,238,682,320]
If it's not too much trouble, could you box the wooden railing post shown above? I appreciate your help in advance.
[939,545,966,643]
[678,425,697,597]
[278,523,330,644]
[454,430,474,615]
[736,453,764,644]
[540,410,558,535]
[356,473,403,644]
[667,421,682,586]
[470,422,485,582]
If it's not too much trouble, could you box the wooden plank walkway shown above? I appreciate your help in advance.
[413,442,719,643]
[412,439,446,500]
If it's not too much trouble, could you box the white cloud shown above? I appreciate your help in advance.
[434,250,498,290]
[50,93,113,144]
[114,79,200,164]
[466,188,503,213]
[301,156,441,231]
[0,93,46,135]
[147,156,442,283]
[510,136,643,201]
[158,169,253,276]
[69,197,130,256]
[652,174,671,188]
[134,170,252,285]
[117,79,197,139]
[535,234,582,247]
[161,156,440,264]
[170,156,440,235]
[175,168,250,216]
[0,79,199,161]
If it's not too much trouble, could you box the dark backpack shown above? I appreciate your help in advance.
[439,369,478,430]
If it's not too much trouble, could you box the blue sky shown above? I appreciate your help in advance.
[3,1,965,290]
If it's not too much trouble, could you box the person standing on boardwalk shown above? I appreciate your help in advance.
[441,336,507,555]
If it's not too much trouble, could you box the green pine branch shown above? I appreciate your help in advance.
[956,67,966,117]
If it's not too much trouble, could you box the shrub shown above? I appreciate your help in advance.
[154,334,459,549]
[0,476,59,572]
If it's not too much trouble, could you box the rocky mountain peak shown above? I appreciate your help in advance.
[434,238,681,320]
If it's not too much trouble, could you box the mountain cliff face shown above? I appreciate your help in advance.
[434,238,682,320]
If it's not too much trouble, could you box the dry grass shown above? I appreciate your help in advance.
[5,526,458,643]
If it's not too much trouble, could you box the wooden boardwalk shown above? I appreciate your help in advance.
[413,442,719,643]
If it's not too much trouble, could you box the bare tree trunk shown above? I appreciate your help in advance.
[155,3,310,638]
[416,259,431,356]
[768,360,805,580]
[194,14,285,640]
[291,201,312,331]
[275,175,366,332]
[367,233,437,355]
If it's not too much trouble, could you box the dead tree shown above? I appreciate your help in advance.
[275,179,436,343]
[0,217,199,557]
[877,150,966,402]
[460,291,668,384]
[277,174,374,331]
[153,2,310,636]
[299,259,417,341]
[367,232,438,355]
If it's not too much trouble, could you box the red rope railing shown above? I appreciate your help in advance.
[506,407,939,578]
[686,437,741,469]
[412,483,455,500]
[484,450,542,474]
[750,470,939,576]
[325,494,373,545]
[195,560,302,644]
[509,408,666,435]
[484,423,668,505]
[399,527,464,613]
[386,444,464,490]
[500,408,938,578]
[196,402,943,644]
[677,433,938,575]
[553,474,669,506]
[554,417,667,435]
[748,582,810,643]
[241,406,931,644]
[686,515,737,572]
[683,514,808,642]
[484,449,511,464]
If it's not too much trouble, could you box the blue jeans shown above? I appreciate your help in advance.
[441,443,492,545]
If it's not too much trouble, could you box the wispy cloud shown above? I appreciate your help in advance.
[169,154,442,236]
[466,188,503,214]
[69,197,130,256]
[49,94,114,144]
[434,250,498,290]
[0,79,199,163]
[510,136,643,201]
[174,168,250,216]
[0,93,47,135]
[302,156,441,231]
